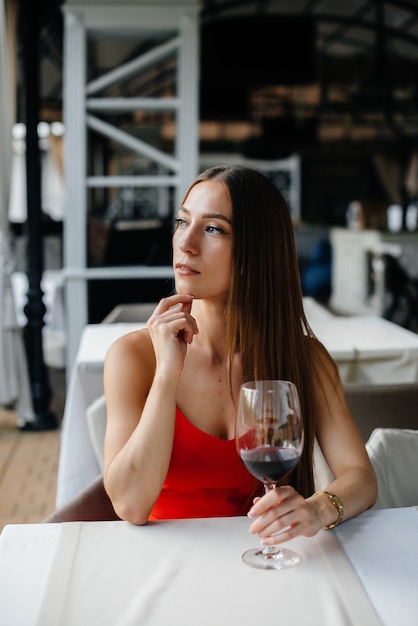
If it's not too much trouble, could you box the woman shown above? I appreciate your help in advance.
[102,165,377,544]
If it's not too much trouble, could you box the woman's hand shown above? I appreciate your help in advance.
[147,294,199,375]
[247,486,324,545]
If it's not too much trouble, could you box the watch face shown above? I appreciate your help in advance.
[317,491,344,529]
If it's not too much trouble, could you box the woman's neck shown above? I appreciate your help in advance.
[190,299,227,363]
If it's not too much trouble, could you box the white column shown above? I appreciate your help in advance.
[63,8,88,377]
[176,12,199,205]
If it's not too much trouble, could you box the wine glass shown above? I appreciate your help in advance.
[236,380,304,570]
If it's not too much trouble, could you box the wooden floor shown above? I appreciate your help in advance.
[0,369,65,533]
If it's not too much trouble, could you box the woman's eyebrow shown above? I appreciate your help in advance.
[178,206,232,224]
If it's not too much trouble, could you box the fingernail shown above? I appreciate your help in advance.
[247,509,256,518]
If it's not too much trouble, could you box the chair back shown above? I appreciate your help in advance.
[366,428,418,509]
[102,303,156,323]
[86,395,107,470]
[344,382,418,441]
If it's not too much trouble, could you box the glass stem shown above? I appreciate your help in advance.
[261,482,281,556]
[264,483,276,494]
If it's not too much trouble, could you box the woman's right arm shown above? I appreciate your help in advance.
[103,294,197,524]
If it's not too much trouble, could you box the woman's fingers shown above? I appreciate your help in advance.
[164,315,196,345]
[247,485,293,519]
[146,295,199,377]
[150,293,194,318]
[178,299,199,342]
[149,295,198,344]
[247,486,314,543]
[256,503,319,544]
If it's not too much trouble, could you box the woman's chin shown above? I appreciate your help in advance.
[175,280,195,297]
[178,290,197,298]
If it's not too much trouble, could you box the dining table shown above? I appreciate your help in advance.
[0,506,417,626]
[55,298,418,508]
[302,297,418,384]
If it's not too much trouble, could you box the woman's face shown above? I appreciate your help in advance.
[172,180,233,302]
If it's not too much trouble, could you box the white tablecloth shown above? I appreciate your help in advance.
[0,507,417,626]
[56,301,418,507]
[303,297,418,383]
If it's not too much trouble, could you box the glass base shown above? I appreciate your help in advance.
[242,546,301,570]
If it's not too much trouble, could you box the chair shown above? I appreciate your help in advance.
[102,303,156,323]
[86,394,107,470]
[44,476,120,522]
[344,382,418,442]
[366,428,418,509]
[380,253,418,330]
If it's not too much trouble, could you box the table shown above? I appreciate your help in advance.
[0,507,417,626]
[56,302,418,507]
[304,297,418,384]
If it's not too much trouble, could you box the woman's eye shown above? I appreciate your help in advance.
[206,225,226,235]
[174,218,187,229]
[174,218,228,236]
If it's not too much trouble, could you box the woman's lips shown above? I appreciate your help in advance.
[175,263,199,275]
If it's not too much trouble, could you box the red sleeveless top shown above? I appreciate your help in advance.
[149,407,260,520]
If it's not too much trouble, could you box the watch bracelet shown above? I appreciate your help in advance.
[314,490,345,529]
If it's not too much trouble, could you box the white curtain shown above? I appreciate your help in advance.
[0,0,35,424]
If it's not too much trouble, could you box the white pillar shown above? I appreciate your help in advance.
[63,8,88,377]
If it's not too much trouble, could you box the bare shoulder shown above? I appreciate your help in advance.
[104,328,155,388]
[107,327,153,355]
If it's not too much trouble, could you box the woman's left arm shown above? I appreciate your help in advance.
[247,353,378,545]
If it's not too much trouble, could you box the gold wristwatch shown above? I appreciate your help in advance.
[314,491,345,529]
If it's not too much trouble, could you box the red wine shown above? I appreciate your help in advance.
[240,446,300,483]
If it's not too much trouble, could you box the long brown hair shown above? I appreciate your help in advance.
[183,165,329,497]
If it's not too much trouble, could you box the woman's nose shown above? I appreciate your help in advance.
[179,226,199,254]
